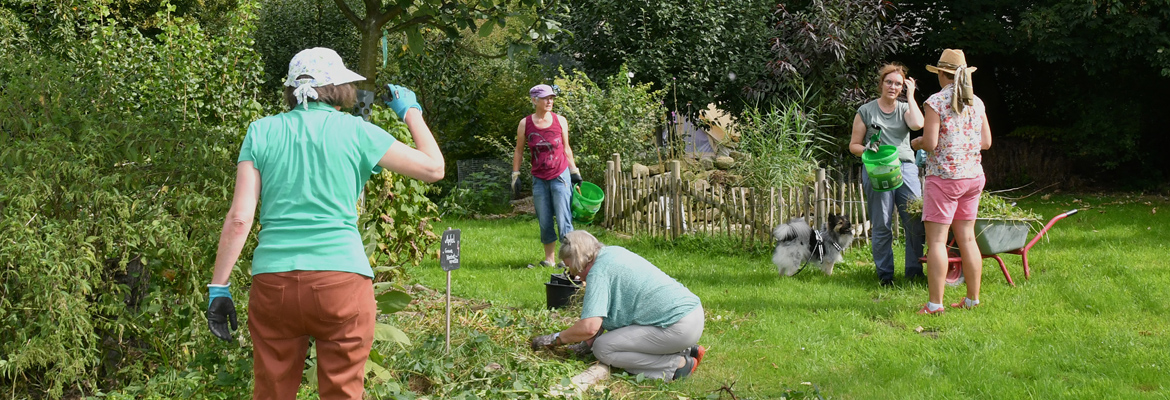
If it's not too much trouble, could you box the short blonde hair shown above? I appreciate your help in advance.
[559,231,604,275]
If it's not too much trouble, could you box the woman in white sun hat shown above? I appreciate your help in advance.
[911,48,992,315]
[205,47,444,398]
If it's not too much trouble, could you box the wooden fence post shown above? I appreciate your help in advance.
[608,159,617,228]
[600,154,874,245]
[670,161,681,239]
[815,168,826,229]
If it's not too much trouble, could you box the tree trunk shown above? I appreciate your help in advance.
[356,22,381,91]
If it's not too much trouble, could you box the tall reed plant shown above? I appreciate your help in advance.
[733,86,835,189]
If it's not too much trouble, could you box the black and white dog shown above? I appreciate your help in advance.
[771,214,855,276]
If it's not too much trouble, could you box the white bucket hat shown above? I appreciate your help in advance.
[283,47,366,108]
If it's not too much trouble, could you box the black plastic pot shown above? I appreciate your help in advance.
[545,273,582,309]
[550,273,580,286]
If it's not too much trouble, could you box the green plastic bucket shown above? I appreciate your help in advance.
[861,145,904,192]
[571,181,604,224]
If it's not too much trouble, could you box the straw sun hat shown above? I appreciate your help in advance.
[925,49,977,74]
[926,49,977,113]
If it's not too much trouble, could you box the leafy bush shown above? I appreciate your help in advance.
[253,0,362,90]
[733,87,834,189]
[381,29,542,166]
[546,66,666,185]
[551,0,774,118]
[0,3,434,396]
[756,0,912,110]
[361,107,443,282]
[438,171,513,218]
[0,3,266,395]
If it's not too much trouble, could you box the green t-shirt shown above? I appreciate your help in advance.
[857,100,915,162]
[581,246,701,331]
[237,102,396,277]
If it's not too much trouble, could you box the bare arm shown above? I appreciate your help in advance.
[903,78,924,130]
[980,113,992,150]
[377,108,445,182]
[848,113,867,156]
[559,316,603,343]
[903,76,921,129]
[912,105,940,152]
[559,114,579,173]
[210,162,261,285]
[512,118,527,173]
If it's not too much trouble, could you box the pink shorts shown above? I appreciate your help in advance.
[922,175,986,224]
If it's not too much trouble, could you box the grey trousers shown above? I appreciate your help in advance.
[862,162,926,281]
[592,305,704,381]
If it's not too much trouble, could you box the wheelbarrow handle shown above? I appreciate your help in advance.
[1025,209,1078,250]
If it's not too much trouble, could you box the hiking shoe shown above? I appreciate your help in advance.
[950,297,980,309]
[917,303,945,315]
[690,345,706,369]
[672,356,697,381]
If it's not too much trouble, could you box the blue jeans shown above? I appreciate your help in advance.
[862,162,925,281]
[532,168,574,244]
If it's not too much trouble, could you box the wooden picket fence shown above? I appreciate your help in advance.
[601,153,877,246]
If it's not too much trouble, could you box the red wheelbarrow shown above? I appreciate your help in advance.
[922,209,1079,287]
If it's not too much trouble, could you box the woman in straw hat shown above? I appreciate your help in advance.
[206,47,444,398]
[848,62,926,286]
[910,49,992,314]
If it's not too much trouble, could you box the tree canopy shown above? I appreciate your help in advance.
[552,0,774,115]
[551,0,913,118]
[901,0,1170,185]
[327,0,563,89]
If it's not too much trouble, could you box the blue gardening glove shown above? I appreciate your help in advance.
[382,84,421,121]
[570,168,583,186]
[207,284,238,342]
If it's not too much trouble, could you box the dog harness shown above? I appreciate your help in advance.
[793,230,844,276]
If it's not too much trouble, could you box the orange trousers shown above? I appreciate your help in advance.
[248,271,375,400]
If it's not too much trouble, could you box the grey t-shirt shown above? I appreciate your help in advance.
[857,100,915,162]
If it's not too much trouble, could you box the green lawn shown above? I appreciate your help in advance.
[408,193,1170,399]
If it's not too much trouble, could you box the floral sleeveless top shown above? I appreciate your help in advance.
[924,84,986,179]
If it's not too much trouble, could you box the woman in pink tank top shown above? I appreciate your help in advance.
[910,49,992,315]
[512,84,582,268]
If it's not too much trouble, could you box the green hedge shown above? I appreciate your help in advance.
[0,5,266,395]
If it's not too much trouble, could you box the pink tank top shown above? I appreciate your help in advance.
[525,113,569,180]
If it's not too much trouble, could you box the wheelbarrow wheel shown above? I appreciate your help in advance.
[945,260,965,286]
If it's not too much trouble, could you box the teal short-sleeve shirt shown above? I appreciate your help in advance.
[238,102,396,277]
[580,246,701,331]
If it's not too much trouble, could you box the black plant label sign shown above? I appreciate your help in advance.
[440,229,461,272]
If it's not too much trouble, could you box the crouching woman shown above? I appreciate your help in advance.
[531,231,706,381]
